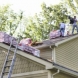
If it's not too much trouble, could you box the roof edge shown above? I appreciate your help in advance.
[34,45,49,49]
[53,63,78,77]
[3,70,48,78]
[55,35,78,47]
[0,43,54,69]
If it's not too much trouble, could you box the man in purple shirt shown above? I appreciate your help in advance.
[72,16,78,34]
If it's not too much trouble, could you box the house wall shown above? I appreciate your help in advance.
[0,46,45,75]
[39,47,52,60]
[55,37,78,72]
[0,45,76,78]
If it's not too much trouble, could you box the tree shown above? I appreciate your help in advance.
[0,5,24,37]
[0,5,10,31]
[23,2,69,41]
[61,0,78,15]
[5,10,24,36]
[23,15,43,41]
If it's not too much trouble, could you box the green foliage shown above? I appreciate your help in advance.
[0,5,24,37]
[0,5,10,31]
[62,0,78,15]
[23,2,69,41]
[5,10,24,36]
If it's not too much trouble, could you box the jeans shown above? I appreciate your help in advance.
[72,24,78,34]
[60,28,65,36]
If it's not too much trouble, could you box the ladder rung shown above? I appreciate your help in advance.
[10,48,15,50]
[8,53,13,55]
[5,65,10,68]
[8,55,13,58]
[6,59,12,62]
[3,71,9,74]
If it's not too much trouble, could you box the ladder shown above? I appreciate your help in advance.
[0,38,19,78]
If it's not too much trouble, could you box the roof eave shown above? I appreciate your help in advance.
[0,43,54,69]
[34,44,55,49]
[55,35,78,47]
[53,63,78,77]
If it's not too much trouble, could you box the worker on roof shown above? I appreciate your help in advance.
[59,22,66,37]
[72,16,78,34]
[69,16,78,34]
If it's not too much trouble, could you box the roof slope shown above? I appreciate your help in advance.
[33,34,78,48]
[1,34,78,76]
[0,42,54,69]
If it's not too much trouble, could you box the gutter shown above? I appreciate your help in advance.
[50,46,56,63]
[52,69,60,78]
[53,62,78,77]
[49,46,60,78]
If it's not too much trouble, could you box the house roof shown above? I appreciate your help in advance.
[0,43,75,74]
[0,42,54,69]
[1,34,78,76]
[32,34,78,49]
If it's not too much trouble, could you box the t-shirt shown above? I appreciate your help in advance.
[60,23,65,28]
[70,18,74,24]
[73,18,77,25]
[69,17,77,24]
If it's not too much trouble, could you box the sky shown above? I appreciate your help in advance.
[0,0,61,16]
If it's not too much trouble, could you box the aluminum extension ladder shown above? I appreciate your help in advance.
[0,38,19,78]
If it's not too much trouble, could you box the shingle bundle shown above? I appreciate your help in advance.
[0,32,40,57]
[0,32,17,46]
[49,30,60,39]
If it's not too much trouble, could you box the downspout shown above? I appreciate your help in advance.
[50,46,53,61]
[49,46,56,62]
[52,69,60,78]
[50,46,60,78]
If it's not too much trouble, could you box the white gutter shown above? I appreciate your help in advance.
[48,69,60,78]
[50,46,56,63]
[54,63,78,77]
[52,69,60,78]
